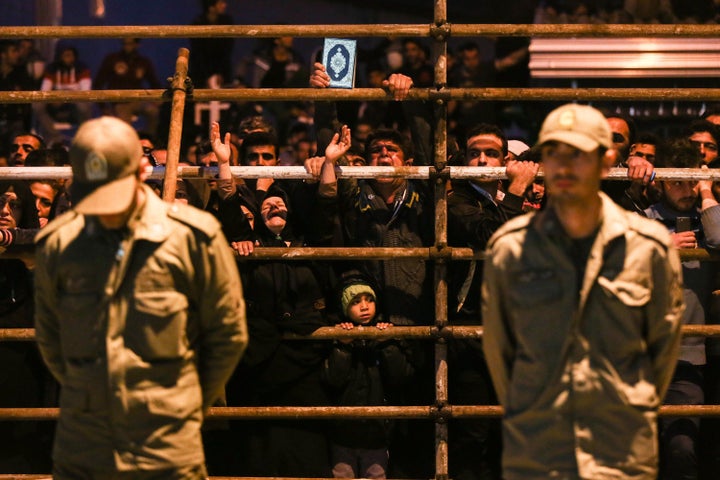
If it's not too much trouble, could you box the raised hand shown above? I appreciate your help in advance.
[210,121,232,166]
[325,125,352,164]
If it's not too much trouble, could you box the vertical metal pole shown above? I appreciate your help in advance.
[433,1,450,480]
[162,48,190,203]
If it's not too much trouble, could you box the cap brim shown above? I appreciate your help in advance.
[72,175,138,216]
[538,131,599,153]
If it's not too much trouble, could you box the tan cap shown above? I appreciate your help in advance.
[70,117,142,215]
[537,104,612,153]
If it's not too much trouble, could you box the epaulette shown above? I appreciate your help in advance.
[34,210,81,244]
[165,202,221,238]
[624,210,674,250]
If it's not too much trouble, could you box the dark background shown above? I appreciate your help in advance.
[0,0,538,87]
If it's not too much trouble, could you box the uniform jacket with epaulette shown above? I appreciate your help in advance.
[482,192,684,480]
[33,184,248,472]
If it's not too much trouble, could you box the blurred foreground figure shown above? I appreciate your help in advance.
[34,116,248,479]
[483,104,684,480]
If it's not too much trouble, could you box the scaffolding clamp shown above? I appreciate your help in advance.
[431,23,451,42]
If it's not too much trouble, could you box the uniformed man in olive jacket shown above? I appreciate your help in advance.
[483,104,684,480]
[34,116,248,479]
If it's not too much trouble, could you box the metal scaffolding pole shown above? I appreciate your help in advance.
[1,13,720,480]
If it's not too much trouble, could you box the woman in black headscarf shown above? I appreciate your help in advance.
[0,180,54,472]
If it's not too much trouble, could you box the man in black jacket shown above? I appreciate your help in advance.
[447,122,539,480]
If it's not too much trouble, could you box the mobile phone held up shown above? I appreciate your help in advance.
[676,216,692,233]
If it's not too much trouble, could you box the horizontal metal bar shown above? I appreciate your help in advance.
[0,244,717,271]
[0,476,379,480]
[0,476,52,480]
[212,406,435,419]
[0,329,35,341]
[1,24,719,39]
[0,406,435,421]
[448,404,720,418]
[192,87,720,103]
[5,166,720,182]
[300,324,720,340]
[1,245,716,268]
[286,326,438,340]
[443,88,720,102]
[0,24,431,39]
[3,87,720,104]
[4,324,720,343]
[0,403,718,421]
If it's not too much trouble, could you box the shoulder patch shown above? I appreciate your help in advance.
[34,210,81,244]
[166,202,221,238]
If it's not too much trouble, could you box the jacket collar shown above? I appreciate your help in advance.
[130,183,174,243]
[596,191,634,244]
[534,191,628,245]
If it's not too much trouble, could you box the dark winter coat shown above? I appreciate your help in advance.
[322,320,415,448]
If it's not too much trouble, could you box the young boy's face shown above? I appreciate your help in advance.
[347,293,376,325]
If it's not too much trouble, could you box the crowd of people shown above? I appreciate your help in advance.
[2,2,720,478]
[535,0,720,24]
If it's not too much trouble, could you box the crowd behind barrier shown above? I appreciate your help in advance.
[3,1,720,478]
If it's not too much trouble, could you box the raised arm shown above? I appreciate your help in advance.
[305,124,351,195]
[211,121,233,181]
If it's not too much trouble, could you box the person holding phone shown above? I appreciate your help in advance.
[644,138,720,479]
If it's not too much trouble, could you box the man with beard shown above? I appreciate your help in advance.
[687,119,719,167]
[483,103,684,479]
[645,139,720,479]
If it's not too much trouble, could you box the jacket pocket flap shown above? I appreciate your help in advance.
[598,276,651,307]
[134,291,189,317]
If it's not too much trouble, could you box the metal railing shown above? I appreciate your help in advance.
[2,3,720,478]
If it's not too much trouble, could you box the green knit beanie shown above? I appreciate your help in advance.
[341,283,376,316]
